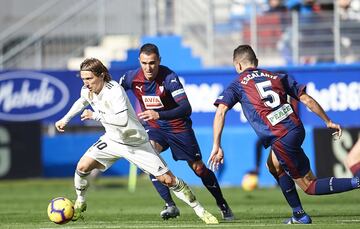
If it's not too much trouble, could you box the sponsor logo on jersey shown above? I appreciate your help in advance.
[266,103,293,126]
[142,96,164,109]
[0,71,69,121]
[135,85,143,92]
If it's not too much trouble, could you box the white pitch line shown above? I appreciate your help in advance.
[336,219,360,223]
[40,223,289,229]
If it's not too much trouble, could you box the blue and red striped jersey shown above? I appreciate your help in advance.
[120,65,192,132]
[214,68,306,148]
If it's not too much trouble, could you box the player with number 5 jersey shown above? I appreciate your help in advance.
[208,44,360,224]
[216,62,303,148]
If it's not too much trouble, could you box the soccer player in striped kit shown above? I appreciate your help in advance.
[120,43,233,220]
[208,44,360,224]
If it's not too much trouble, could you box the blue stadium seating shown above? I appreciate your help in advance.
[110,35,203,71]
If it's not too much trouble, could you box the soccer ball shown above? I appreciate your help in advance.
[47,197,74,224]
[241,173,258,191]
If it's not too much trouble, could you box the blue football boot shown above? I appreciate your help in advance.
[284,213,312,224]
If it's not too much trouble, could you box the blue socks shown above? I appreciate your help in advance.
[308,177,360,195]
[278,174,304,216]
[197,167,226,207]
[149,174,175,206]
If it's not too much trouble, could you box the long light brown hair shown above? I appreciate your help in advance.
[80,58,112,82]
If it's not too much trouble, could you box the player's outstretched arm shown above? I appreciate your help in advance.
[208,147,224,172]
[299,93,342,139]
[208,104,229,171]
[55,120,67,132]
[55,98,88,132]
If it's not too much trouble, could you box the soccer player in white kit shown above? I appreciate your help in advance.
[55,58,218,224]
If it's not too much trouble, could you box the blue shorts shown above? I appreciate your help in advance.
[146,127,202,162]
[271,125,310,179]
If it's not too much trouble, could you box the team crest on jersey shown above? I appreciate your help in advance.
[159,86,164,93]
[142,96,164,109]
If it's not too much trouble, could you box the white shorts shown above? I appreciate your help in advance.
[84,135,169,176]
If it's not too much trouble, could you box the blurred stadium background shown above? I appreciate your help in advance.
[0,0,359,189]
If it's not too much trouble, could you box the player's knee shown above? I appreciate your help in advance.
[304,180,316,195]
[266,161,275,174]
[150,140,163,153]
[267,162,281,177]
[156,173,174,187]
[267,157,277,173]
[76,162,91,174]
[192,162,208,177]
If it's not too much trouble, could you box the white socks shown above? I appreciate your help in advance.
[74,170,90,202]
[170,177,202,209]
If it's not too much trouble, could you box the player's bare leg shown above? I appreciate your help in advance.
[156,171,219,224]
[345,138,360,177]
[73,156,104,221]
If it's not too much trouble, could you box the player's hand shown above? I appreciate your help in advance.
[207,146,224,172]
[138,110,160,121]
[55,120,66,132]
[81,109,93,121]
[326,120,342,140]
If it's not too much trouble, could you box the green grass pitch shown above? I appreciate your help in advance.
[0,176,359,229]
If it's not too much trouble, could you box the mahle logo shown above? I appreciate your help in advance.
[0,71,69,121]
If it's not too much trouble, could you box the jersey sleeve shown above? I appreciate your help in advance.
[281,74,306,101]
[157,72,192,119]
[79,87,91,106]
[80,86,90,100]
[99,83,129,126]
[61,88,89,124]
[214,81,239,109]
[107,84,128,114]
[119,71,131,90]
[165,73,188,103]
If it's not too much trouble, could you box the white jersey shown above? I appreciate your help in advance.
[64,80,148,146]
[61,80,168,175]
